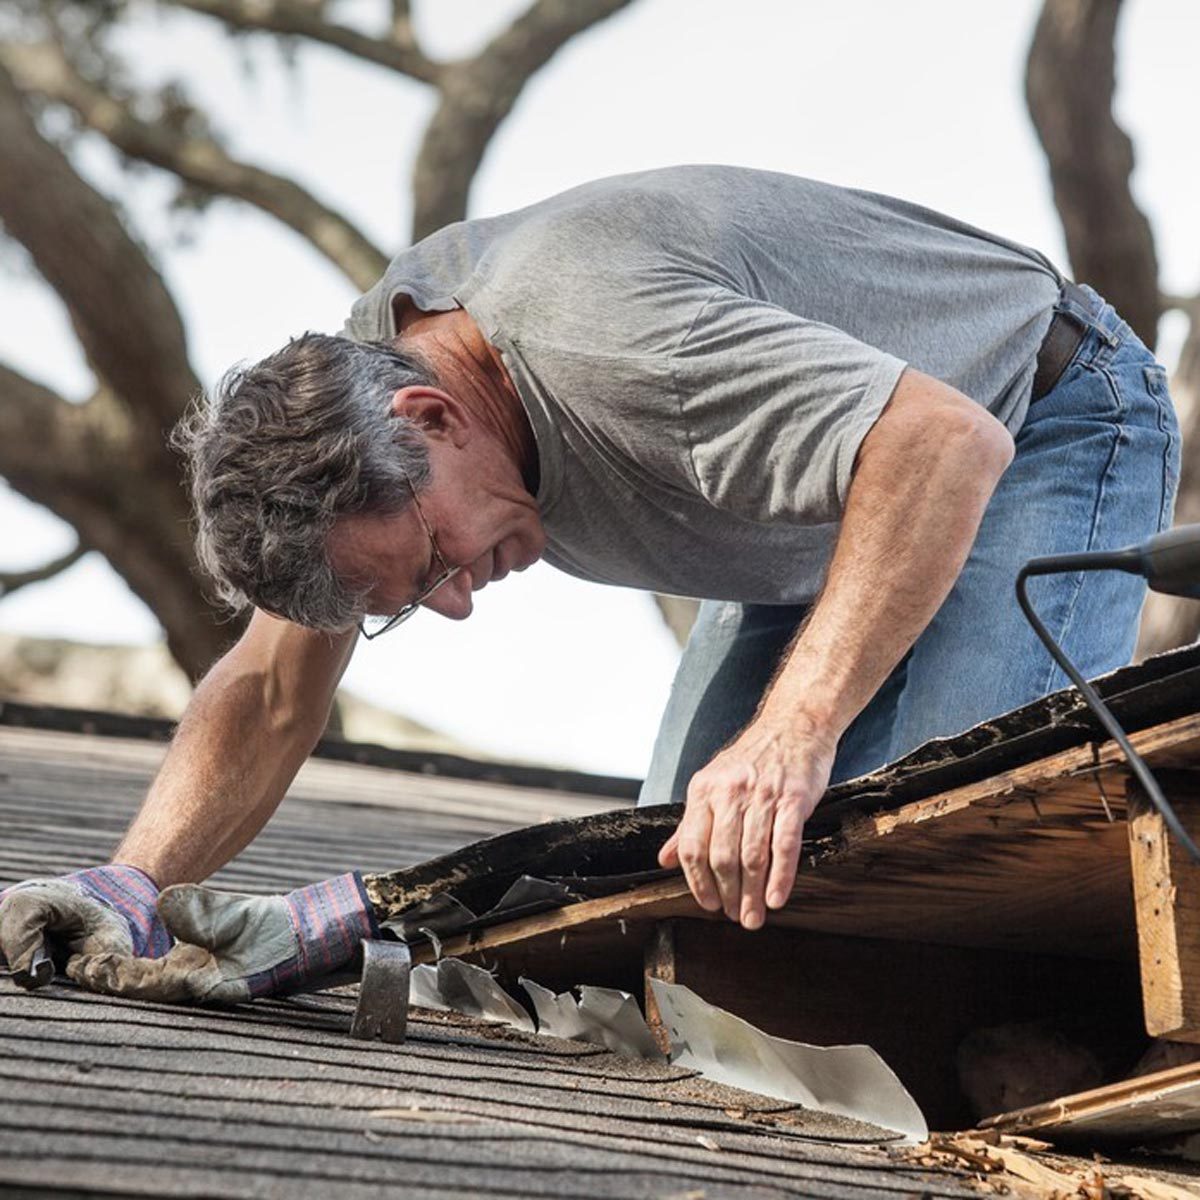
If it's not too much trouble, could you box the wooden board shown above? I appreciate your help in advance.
[982,1061,1200,1141]
[413,712,1200,968]
[1128,774,1200,1041]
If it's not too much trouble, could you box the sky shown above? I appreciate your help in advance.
[1,0,1197,776]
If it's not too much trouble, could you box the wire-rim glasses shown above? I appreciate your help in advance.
[358,476,461,640]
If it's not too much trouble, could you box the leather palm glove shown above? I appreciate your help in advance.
[0,865,171,989]
[67,872,377,1004]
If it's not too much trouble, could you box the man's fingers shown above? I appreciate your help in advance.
[708,800,745,922]
[658,828,680,869]
[674,803,721,913]
[765,803,806,910]
[67,942,217,1003]
[738,803,775,930]
[0,892,55,984]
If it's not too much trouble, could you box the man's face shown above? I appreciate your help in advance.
[328,434,546,623]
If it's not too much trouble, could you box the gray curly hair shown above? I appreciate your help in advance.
[174,332,434,631]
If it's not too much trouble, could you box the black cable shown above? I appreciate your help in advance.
[1016,560,1200,863]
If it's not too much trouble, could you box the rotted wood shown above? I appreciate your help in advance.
[1127,770,1200,1041]
[409,713,1200,970]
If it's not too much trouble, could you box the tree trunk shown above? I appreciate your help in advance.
[1025,0,1159,349]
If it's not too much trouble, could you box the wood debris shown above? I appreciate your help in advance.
[911,1132,1200,1199]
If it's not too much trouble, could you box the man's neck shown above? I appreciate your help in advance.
[396,303,539,494]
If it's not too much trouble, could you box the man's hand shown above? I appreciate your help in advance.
[67,872,377,1003]
[0,866,171,988]
[657,720,836,930]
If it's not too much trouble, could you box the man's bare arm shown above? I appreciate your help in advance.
[660,367,1016,927]
[115,611,357,886]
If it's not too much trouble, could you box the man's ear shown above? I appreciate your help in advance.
[389,386,470,448]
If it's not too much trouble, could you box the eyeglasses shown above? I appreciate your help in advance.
[358,476,462,640]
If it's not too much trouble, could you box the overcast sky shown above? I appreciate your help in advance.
[1,0,1197,775]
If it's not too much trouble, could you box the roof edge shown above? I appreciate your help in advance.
[0,698,641,801]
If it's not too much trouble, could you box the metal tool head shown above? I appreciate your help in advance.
[349,938,411,1044]
[12,943,54,991]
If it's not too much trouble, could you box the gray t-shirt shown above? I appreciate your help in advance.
[343,166,1062,605]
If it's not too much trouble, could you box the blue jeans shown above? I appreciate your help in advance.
[639,287,1181,805]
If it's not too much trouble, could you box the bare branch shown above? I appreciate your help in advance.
[172,0,440,83]
[1026,0,1160,348]
[411,0,633,241]
[0,361,105,496]
[0,359,234,677]
[1162,292,1200,319]
[0,542,87,600]
[390,0,417,50]
[0,61,200,431]
[3,39,388,292]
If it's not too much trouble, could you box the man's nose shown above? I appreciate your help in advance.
[421,573,474,620]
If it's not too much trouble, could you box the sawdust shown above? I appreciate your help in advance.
[909,1131,1200,1199]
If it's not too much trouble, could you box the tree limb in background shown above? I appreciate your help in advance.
[412,0,633,242]
[1025,0,1160,349]
[0,543,87,600]
[0,61,200,433]
[0,0,647,676]
[0,361,103,500]
[389,0,417,51]
[2,38,389,292]
[0,361,228,679]
[173,0,440,82]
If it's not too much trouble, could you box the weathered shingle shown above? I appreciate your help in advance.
[0,722,985,1199]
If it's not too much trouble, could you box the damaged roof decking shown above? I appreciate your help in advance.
[364,646,1200,973]
[0,721,985,1200]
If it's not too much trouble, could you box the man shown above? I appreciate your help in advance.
[0,166,1180,1000]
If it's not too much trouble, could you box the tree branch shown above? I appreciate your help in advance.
[172,0,440,83]
[390,0,418,50]
[2,38,389,292]
[411,0,633,241]
[1026,0,1160,348]
[0,542,87,600]
[0,60,201,431]
[0,361,105,494]
[0,358,235,678]
[1162,291,1200,319]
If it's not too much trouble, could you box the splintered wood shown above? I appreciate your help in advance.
[1127,774,1200,1042]
[914,1132,1199,1199]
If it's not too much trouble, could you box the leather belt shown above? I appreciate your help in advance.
[1031,281,1096,403]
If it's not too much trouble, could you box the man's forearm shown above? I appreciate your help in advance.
[660,368,1016,928]
[759,369,1015,742]
[115,615,356,886]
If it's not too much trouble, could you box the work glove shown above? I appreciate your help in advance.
[67,872,377,1004]
[0,865,171,989]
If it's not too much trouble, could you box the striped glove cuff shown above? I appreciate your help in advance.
[243,871,378,998]
[71,865,173,959]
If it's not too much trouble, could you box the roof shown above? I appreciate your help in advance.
[0,717,987,1199]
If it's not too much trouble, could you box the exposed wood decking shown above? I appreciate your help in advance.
[412,712,1200,972]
